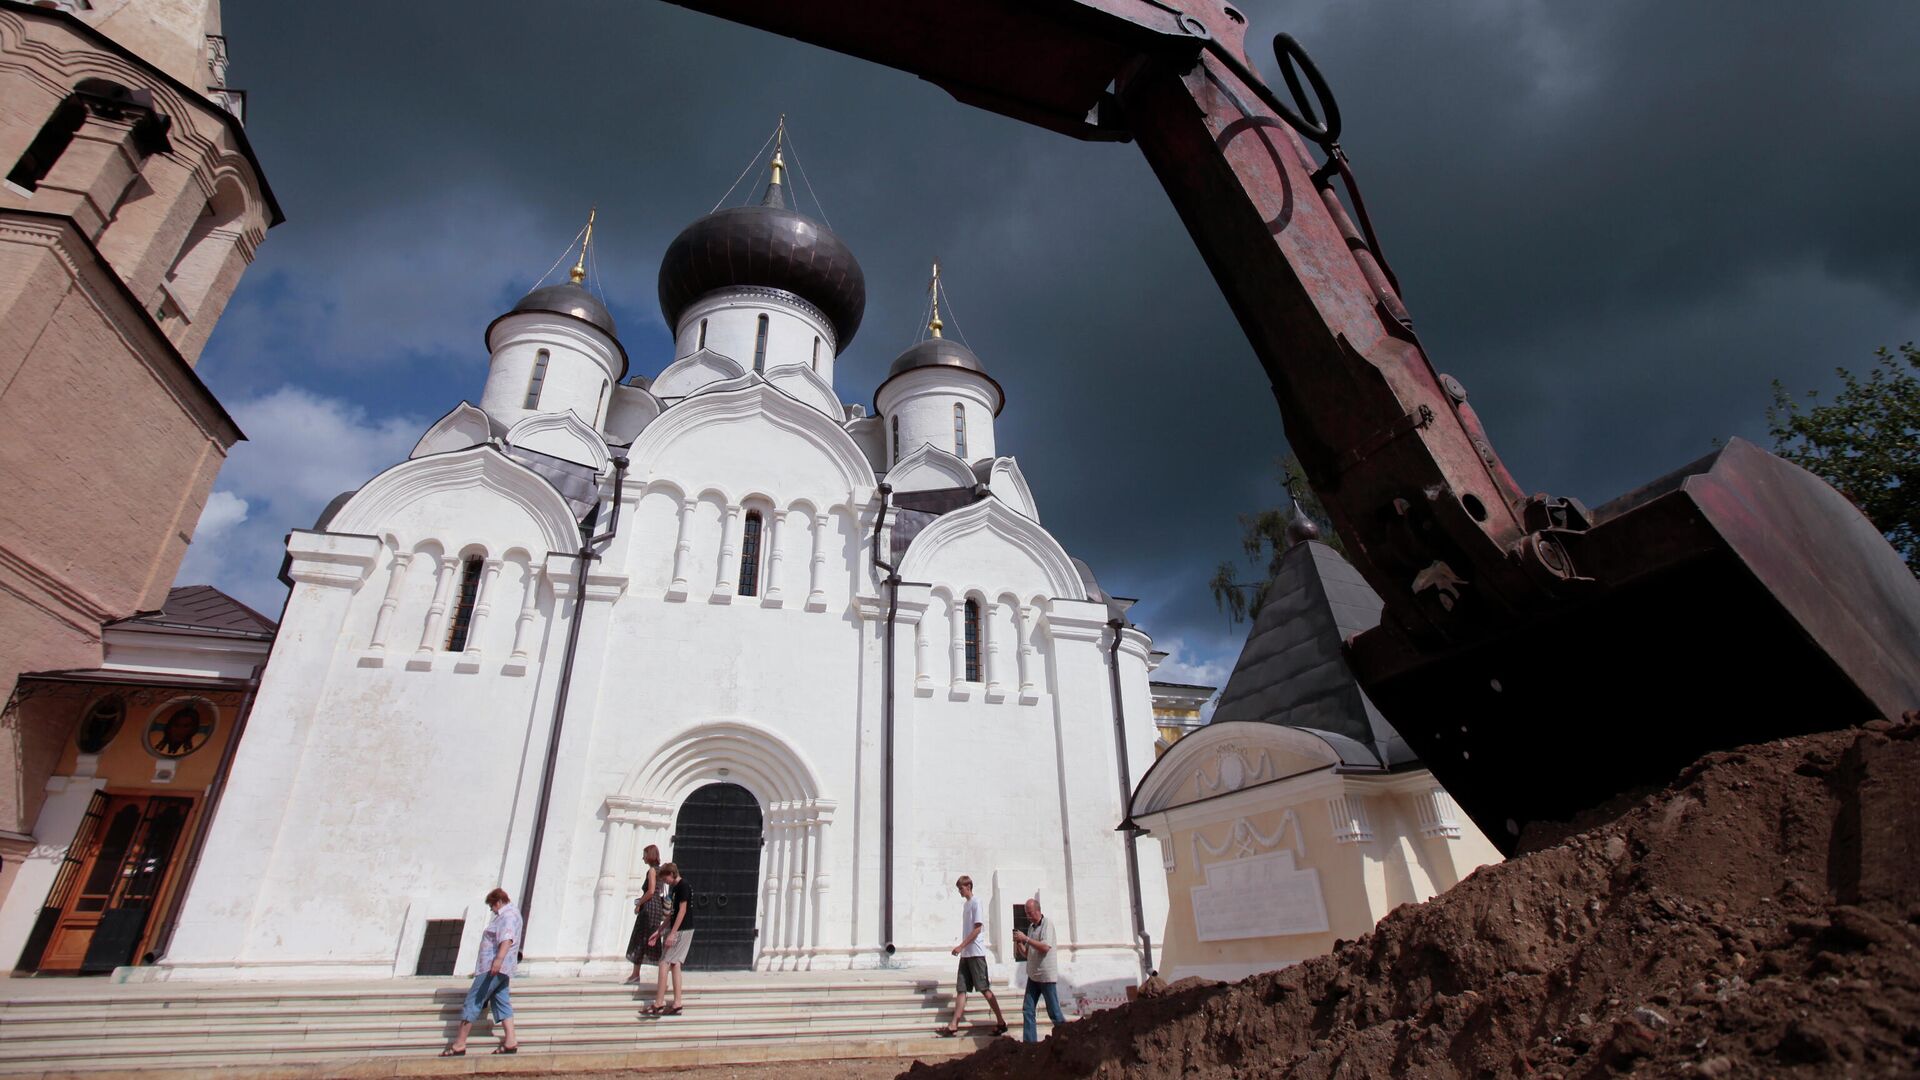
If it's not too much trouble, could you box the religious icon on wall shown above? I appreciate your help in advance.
[146,701,215,758]
[76,696,126,754]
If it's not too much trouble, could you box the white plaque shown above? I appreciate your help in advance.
[1190,850,1330,941]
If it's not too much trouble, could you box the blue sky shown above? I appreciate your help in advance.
[177,0,1920,694]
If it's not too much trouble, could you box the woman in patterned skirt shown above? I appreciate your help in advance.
[624,844,666,983]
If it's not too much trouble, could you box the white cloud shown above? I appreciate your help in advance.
[1150,635,1236,723]
[173,386,424,616]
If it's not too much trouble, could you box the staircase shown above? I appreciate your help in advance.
[0,970,1048,1075]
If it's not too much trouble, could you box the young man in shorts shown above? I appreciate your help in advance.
[938,874,1007,1037]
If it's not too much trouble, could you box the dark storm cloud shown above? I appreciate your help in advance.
[196,0,1920,675]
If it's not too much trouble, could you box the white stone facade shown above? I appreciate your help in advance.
[158,216,1167,986]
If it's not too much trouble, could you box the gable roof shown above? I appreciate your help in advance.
[108,585,276,639]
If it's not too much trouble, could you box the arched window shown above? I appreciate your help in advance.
[445,556,484,650]
[698,318,708,350]
[953,403,969,459]
[964,598,982,681]
[812,336,821,371]
[753,314,770,372]
[6,96,86,193]
[524,350,550,409]
[738,512,764,597]
[890,416,900,463]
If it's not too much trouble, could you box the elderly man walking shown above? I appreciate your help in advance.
[937,874,1008,1037]
[441,887,521,1056]
[1012,895,1066,1043]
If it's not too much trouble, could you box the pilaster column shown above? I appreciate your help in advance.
[589,797,646,958]
[456,558,504,670]
[984,600,1006,698]
[786,811,808,966]
[366,550,414,656]
[807,805,832,966]
[667,497,696,600]
[913,613,932,689]
[714,503,742,602]
[1016,604,1039,701]
[763,509,787,604]
[409,556,460,668]
[806,512,830,611]
[505,562,543,675]
[949,597,968,690]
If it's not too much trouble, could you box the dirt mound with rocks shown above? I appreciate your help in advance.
[903,719,1920,1078]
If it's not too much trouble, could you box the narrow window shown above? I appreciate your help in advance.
[812,336,821,371]
[445,556,484,651]
[964,598,982,681]
[698,318,708,350]
[953,403,969,458]
[523,350,549,409]
[595,379,609,426]
[753,314,770,372]
[738,512,764,597]
[891,416,900,463]
[6,97,86,193]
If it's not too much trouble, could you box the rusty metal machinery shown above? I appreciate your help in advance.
[665,0,1920,852]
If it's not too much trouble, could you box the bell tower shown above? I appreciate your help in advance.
[0,0,280,875]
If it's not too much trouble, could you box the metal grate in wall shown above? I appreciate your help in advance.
[414,919,465,976]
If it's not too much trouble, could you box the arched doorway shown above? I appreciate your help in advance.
[670,783,763,970]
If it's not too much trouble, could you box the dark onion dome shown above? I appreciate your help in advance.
[486,280,628,377]
[877,337,1005,415]
[656,179,866,351]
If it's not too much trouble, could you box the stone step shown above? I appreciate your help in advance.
[0,975,1053,1074]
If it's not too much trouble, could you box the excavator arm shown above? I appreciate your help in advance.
[664,0,1920,850]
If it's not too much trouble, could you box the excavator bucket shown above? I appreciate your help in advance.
[1348,437,1920,853]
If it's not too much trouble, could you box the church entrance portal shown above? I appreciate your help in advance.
[671,783,762,970]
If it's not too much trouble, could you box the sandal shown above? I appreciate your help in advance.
[641,1003,664,1015]
[662,1006,683,1016]
[492,1045,518,1054]
[438,1047,466,1057]
[935,1027,958,1038]
[992,1023,1009,1036]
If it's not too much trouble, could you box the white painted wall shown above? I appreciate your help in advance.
[672,287,839,386]
[155,330,1160,989]
[480,313,622,431]
[876,366,999,466]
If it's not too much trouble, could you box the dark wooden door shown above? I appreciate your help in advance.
[28,793,192,974]
[671,783,763,970]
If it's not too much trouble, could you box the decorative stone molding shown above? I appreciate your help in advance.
[504,409,610,474]
[1415,787,1463,840]
[1327,793,1374,844]
[412,402,494,459]
[283,530,381,589]
[897,498,1084,603]
[1195,744,1277,798]
[763,362,845,422]
[885,443,976,494]
[650,347,747,399]
[1191,810,1305,868]
[329,446,581,558]
[628,377,876,504]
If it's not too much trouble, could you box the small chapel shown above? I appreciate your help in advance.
[156,136,1169,986]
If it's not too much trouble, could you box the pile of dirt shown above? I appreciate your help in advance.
[904,718,1920,1078]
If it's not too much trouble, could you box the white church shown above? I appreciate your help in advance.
[157,148,1169,986]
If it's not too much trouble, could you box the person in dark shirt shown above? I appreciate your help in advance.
[644,863,694,1016]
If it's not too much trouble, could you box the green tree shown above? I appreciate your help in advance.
[1208,455,1342,624]
[1767,343,1919,576]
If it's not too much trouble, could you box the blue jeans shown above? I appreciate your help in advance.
[1022,979,1064,1043]
[461,972,513,1022]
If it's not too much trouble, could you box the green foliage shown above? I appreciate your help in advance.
[1767,343,1919,576]
[1208,455,1342,625]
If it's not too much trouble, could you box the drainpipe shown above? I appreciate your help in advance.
[1107,617,1154,980]
[869,483,898,956]
[520,455,627,924]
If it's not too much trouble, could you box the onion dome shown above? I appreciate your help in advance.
[656,162,866,351]
[486,279,628,377]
